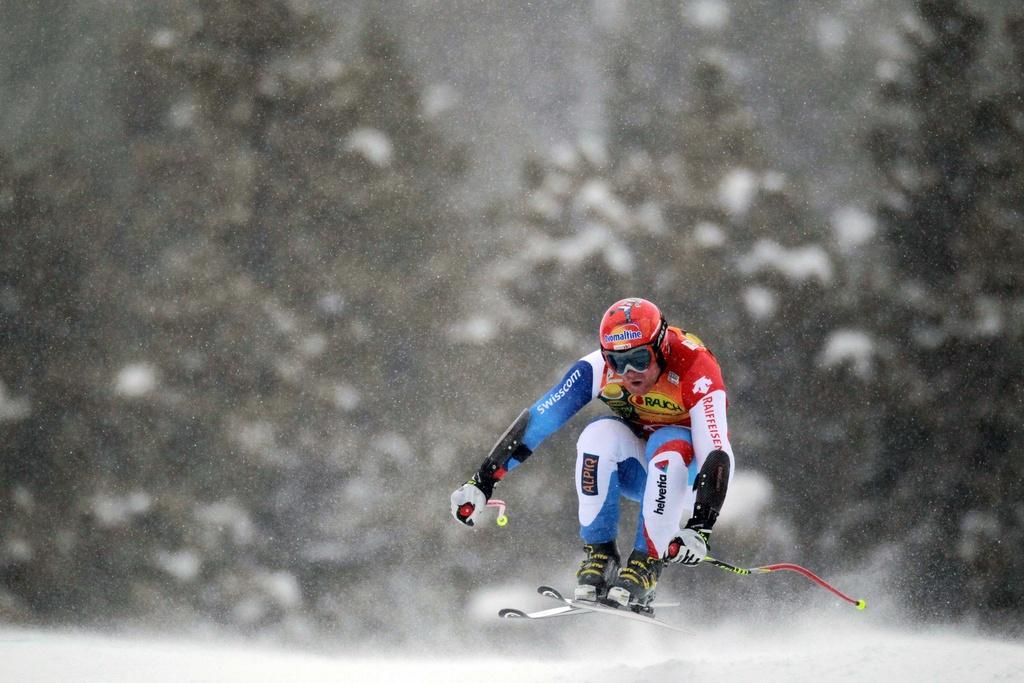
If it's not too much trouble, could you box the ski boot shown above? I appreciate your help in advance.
[574,541,620,602]
[606,549,662,612]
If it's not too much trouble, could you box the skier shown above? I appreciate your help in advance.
[450,297,735,610]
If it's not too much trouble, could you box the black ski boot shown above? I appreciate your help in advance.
[606,549,662,611]
[574,541,620,602]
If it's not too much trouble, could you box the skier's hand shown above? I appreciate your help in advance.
[665,527,709,566]
[450,479,488,527]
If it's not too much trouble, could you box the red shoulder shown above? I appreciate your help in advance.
[664,328,726,406]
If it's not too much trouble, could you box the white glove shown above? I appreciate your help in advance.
[450,480,488,527]
[665,527,709,566]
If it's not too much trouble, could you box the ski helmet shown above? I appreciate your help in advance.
[599,298,669,373]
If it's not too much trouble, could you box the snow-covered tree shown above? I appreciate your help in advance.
[858,0,1024,618]
[3,1,471,637]
[0,151,128,618]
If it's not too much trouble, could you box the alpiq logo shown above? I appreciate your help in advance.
[581,454,600,496]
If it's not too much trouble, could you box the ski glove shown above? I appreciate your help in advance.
[665,527,709,566]
[450,479,489,527]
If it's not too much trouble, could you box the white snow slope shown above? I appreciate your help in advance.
[3,619,1024,683]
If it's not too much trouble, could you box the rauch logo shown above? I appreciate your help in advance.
[629,392,683,415]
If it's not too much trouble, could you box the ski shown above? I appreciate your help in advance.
[565,596,691,632]
[498,603,586,621]
[538,584,681,610]
[544,585,690,632]
[496,585,690,632]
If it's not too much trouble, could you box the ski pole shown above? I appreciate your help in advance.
[487,499,509,527]
[703,555,867,610]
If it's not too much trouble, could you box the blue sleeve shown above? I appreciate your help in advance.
[503,359,596,471]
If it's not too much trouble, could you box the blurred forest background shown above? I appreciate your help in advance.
[1,0,1022,647]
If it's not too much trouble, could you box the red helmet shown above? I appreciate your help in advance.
[599,297,668,353]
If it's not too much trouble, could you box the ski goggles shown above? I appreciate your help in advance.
[603,345,655,374]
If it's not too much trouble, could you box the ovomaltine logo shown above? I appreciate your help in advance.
[603,328,642,344]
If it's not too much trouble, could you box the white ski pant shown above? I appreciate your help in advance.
[575,417,699,558]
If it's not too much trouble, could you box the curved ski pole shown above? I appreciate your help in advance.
[704,556,866,610]
[487,499,509,527]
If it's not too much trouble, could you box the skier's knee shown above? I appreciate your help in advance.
[577,418,635,454]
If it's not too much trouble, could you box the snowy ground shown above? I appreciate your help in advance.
[3,618,1024,682]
